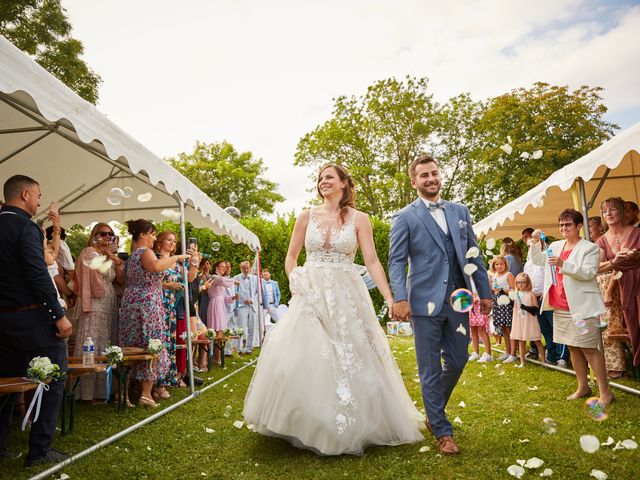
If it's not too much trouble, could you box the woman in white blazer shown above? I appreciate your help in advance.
[530,208,613,407]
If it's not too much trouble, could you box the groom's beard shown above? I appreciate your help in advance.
[417,181,441,200]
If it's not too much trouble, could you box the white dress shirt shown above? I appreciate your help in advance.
[420,197,448,235]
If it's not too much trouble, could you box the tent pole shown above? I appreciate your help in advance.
[577,178,591,241]
[178,197,195,394]
[0,127,56,165]
[587,168,611,209]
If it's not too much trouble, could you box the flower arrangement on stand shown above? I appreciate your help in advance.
[148,338,163,354]
[23,356,61,431]
[102,345,123,403]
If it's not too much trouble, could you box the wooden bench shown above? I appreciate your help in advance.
[60,363,108,435]
[0,377,47,395]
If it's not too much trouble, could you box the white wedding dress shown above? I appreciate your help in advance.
[243,209,424,455]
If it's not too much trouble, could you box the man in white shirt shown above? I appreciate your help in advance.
[233,261,259,354]
[522,227,568,366]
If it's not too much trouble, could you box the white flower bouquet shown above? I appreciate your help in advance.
[147,338,164,354]
[205,328,215,340]
[233,327,245,338]
[376,304,389,323]
[27,356,61,383]
[103,345,123,366]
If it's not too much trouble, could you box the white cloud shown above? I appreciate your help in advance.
[62,0,640,215]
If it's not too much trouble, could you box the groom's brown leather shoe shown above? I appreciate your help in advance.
[436,435,460,455]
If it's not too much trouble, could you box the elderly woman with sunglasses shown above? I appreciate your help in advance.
[74,222,125,402]
[530,209,613,407]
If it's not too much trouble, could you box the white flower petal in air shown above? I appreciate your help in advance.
[485,250,495,258]
[539,468,553,477]
[137,192,153,203]
[508,290,517,301]
[418,445,430,453]
[453,416,463,424]
[580,434,600,453]
[500,144,513,155]
[458,401,466,408]
[233,420,244,429]
[621,439,638,449]
[613,271,622,280]
[98,259,113,273]
[486,238,497,250]
[465,246,480,258]
[456,324,467,335]
[463,264,478,276]
[590,470,608,480]
[427,302,435,315]
[497,295,511,306]
[88,254,107,270]
[160,209,182,221]
[601,436,614,446]
[525,457,544,469]
[532,150,543,160]
[508,465,525,478]
[520,152,530,159]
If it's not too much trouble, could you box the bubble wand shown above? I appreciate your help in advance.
[539,231,557,285]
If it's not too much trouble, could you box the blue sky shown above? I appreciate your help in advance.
[62,0,640,213]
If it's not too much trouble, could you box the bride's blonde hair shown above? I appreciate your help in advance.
[316,163,355,225]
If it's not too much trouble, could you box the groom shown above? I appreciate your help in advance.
[388,154,492,455]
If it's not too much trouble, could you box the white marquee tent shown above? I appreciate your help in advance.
[0,35,260,252]
[473,122,640,240]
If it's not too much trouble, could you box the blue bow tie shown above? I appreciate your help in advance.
[427,200,445,212]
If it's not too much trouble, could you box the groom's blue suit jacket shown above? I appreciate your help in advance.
[388,198,492,318]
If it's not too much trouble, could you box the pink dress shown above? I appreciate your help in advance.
[206,275,235,330]
[511,291,542,341]
[469,295,489,330]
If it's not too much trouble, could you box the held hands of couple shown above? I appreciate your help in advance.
[392,300,411,321]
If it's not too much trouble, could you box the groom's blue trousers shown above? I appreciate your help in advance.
[411,303,469,439]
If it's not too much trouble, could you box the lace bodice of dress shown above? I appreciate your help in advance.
[305,209,357,263]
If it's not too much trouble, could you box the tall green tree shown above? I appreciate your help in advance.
[168,141,285,217]
[460,82,618,219]
[0,0,101,104]
[295,76,436,217]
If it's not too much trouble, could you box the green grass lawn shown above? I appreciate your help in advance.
[4,337,639,480]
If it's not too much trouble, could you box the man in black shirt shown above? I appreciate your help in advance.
[0,175,72,467]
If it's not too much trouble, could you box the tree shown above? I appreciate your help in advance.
[295,76,436,217]
[459,83,618,219]
[0,0,101,104]
[168,141,285,217]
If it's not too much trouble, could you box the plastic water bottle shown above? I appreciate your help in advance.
[83,337,95,366]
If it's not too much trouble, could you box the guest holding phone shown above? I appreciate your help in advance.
[74,223,125,402]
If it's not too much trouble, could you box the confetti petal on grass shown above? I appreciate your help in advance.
[580,434,600,453]
[613,271,622,280]
[539,468,553,477]
[427,302,435,315]
[525,457,543,468]
[233,420,244,429]
[516,459,526,466]
[613,441,624,451]
[590,470,608,480]
[507,136,512,144]
[520,152,530,159]
[532,150,543,160]
[528,386,538,391]
[503,418,511,424]
[59,475,70,480]
[463,264,478,276]
[486,238,497,250]
[458,401,466,408]
[477,372,483,378]
[137,192,153,203]
[204,427,215,433]
[519,438,530,443]
[508,465,525,478]
[621,439,638,449]
[419,446,431,453]
[453,416,463,424]
[146,446,152,451]
[497,295,511,306]
[500,144,513,155]
[456,324,467,335]
[601,436,614,446]
[465,246,480,258]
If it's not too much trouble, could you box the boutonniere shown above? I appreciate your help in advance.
[458,219,467,229]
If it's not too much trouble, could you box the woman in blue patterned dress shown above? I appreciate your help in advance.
[119,220,193,407]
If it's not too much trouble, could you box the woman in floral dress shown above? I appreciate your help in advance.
[119,220,193,407]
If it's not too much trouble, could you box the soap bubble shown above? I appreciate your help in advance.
[585,397,608,422]
[211,242,220,252]
[106,195,122,206]
[224,206,241,219]
[122,186,133,198]
[110,187,125,197]
[229,192,238,205]
[450,288,473,313]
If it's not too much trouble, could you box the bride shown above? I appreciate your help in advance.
[243,163,424,455]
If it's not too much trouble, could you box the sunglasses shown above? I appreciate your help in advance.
[558,222,575,229]
[95,231,115,238]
